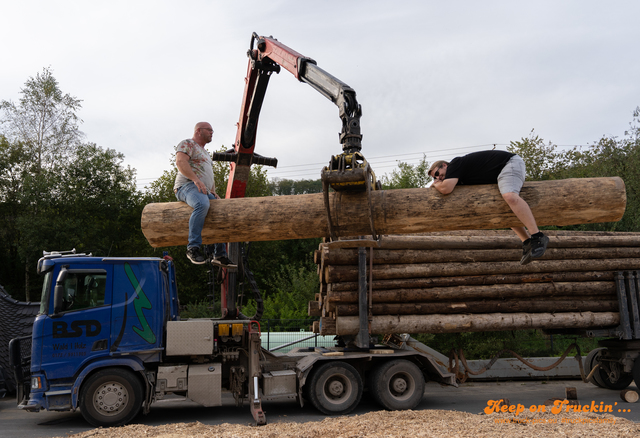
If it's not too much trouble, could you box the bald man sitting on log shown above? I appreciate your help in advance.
[429,150,548,265]
[174,121,236,268]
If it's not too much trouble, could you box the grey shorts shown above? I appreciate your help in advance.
[497,155,526,195]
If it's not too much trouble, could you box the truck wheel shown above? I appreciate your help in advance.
[369,359,425,410]
[585,348,606,388]
[597,363,634,390]
[590,349,634,390]
[307,361,363,415]
[79,369,144,427]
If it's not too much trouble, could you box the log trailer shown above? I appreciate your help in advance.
[313,232,640,390]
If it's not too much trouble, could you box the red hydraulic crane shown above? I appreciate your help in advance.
[212,33,378,321]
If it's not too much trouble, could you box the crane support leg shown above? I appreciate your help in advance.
[248,330,266,425]
[356,246,369,349]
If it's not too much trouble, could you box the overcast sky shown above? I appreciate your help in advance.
[2,1,639,190]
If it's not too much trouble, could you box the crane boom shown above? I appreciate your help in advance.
[225,33,363,200]
[219,32,370,319]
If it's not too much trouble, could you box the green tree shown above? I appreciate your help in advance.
[0,136,30,294]
[507,129,558,180]
[1,67,83,173]
[143,161,177,204]
[379,155,431,189]
[260,263,319,320]
[0,69,143,301]
[56,143,142,256]
[269,178,323,195]
[551,108,640,231]
[3,142,142,301]
[0,69,84,300]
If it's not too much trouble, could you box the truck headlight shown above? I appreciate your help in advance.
[31,376,42,390]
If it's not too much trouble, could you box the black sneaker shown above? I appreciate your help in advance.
[520,239,533,265]
[211,256,237,270]
[530,234,549,259]
[186,247,206,265]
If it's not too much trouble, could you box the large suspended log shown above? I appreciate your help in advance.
[318,312,620,335]
[141,177,626,247]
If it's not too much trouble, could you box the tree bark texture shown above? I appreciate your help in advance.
[324,258,640,283]
[326,271,618,292]
[326,281,616,304]
[141,177,625,247]
[354,232,640,251]
[312,231,636,336]
[320,312,620,336]
[317,247,640,265]
[333,299,618,316]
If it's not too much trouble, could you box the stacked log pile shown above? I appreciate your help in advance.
[310,231,640,336]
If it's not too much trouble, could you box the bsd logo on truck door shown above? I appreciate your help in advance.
[52,320,101,338]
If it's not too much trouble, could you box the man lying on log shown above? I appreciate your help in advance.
[429,150,548,265]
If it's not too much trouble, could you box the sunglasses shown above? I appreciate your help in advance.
[432,166,443,178]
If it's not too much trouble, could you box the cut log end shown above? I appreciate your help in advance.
[620,389,639,403]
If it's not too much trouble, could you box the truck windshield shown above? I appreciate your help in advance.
[39,271,52,314]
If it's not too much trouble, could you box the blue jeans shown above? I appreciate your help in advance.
[175,182,227,258]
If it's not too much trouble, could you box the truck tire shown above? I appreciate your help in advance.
[307,361,363,415]
[597,365,634,390]
[79,368,144,427]
[590,349,634,390]
[369,359,425,410]
[585,348,606,388]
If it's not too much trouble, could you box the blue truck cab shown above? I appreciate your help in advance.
[15,251,179,425]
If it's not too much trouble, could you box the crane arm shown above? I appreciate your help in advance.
[255,34,363,154]
[219,33,371,322]
[224,33,363,199]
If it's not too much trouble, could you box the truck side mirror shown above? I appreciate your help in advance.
[53,268,68,315]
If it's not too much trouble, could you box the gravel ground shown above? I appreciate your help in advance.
[55,409,640,438]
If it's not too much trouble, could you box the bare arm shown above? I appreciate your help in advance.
[176,152,208,194]
[432,178,458,195]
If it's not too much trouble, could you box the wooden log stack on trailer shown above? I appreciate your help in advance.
[310,231,640,336]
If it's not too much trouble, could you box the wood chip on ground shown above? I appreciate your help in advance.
[55,409,640,438]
